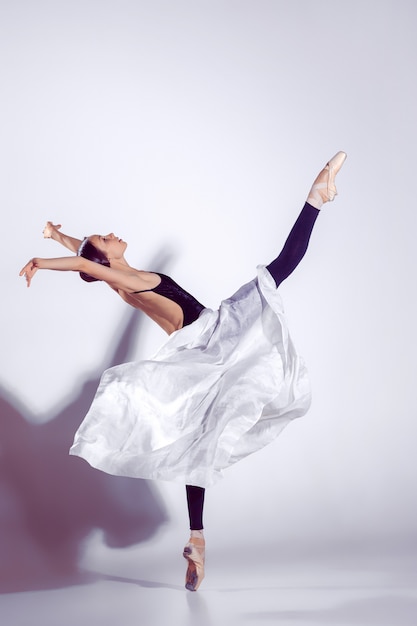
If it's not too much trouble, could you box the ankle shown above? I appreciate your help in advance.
[307,165,329,209]
[190,529,204,540]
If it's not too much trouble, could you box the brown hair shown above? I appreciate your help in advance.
[77,238,110,282]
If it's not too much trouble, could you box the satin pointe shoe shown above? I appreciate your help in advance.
[307,151,347,209]
[183,536,205,591]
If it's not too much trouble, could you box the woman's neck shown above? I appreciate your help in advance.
[109,256,131,270]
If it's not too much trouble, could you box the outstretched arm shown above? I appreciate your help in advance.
[43,222,83,253]
[19,256,83,287]
[19,255,144,292]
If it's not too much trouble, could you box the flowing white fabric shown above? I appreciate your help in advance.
[69,266,311,487]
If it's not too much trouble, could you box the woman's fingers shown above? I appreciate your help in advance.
[43,221,62,238]
[19,260,37,287]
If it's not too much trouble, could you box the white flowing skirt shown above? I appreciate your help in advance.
[69,266,311,487]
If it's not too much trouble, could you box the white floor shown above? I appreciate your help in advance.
[2,532,416,626]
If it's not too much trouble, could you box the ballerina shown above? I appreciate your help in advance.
[20,151,346,591]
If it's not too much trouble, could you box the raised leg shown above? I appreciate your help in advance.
[267,202,319,287]
[267,151,347,287]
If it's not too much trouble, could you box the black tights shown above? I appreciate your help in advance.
[185,202,320,530]
[186,484,205,530]
[266,202,320,287]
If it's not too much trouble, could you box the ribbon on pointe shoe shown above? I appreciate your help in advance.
[307,151,347,209]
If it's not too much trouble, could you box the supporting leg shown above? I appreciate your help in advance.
[184,485,206,591]
[186,484,205,530]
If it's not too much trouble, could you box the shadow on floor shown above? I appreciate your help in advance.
[0,250,174,594]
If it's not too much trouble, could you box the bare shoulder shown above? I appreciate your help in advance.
[130,269,161,290]
[112,269,161,305]
[107,267,161,294]
[79,258,160,293]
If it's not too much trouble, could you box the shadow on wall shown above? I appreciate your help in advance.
[0,250,175,594]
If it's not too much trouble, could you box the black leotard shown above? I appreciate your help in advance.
[133,273,206,327]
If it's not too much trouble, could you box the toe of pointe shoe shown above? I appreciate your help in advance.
[325,151,347,201]
[184,557,205,591]
[327,151,347,174]
[184,564,205,592]
[183,540,205,591]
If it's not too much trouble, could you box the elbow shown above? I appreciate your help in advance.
[76,257,88,273]
[77,257,101,282]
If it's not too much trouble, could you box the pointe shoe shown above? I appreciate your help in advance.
[183,536,205,591]
[307,151,347,209]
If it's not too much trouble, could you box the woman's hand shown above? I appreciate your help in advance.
[43,221,62,239]
[42,222,82,253]
[19,259,38,288]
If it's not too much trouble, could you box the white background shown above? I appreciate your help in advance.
[1,0,417,614]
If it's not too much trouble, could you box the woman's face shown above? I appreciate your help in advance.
[89,233,127,259]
